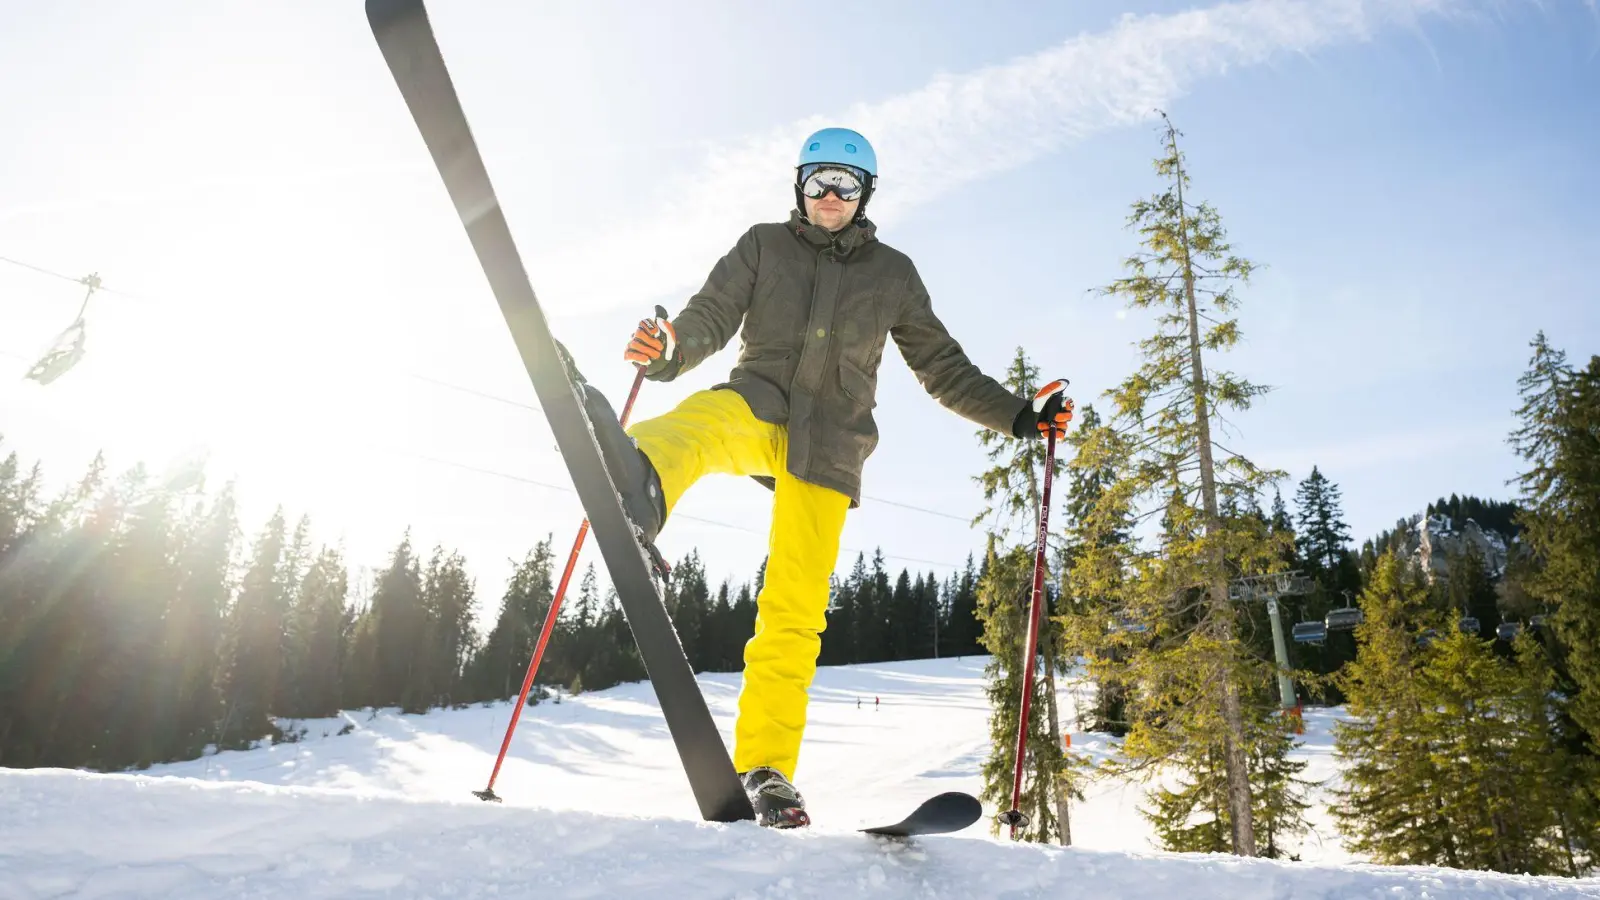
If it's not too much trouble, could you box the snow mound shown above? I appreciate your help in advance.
[5,768,1595,899]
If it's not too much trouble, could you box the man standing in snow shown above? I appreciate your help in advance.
[589,127,1072,828]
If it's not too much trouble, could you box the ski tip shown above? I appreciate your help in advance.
[859,792,983,838]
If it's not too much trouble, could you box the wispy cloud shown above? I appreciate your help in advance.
[533,0,1494,314]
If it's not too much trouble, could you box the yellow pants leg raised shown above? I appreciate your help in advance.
[628,388,849,781]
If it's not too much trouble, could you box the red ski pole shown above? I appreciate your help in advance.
[474,362,649,802]
[998,386,1063,838]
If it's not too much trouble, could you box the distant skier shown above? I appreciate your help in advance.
[588,127,1072,828]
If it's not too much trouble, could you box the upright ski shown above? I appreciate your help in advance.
[364,0,753,824]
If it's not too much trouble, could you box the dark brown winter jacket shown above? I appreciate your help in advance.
[650,209,1027,505]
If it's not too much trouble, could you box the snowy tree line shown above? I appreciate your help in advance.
[0,446,989,772]
[972,114,1600,878]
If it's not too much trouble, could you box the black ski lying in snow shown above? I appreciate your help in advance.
[860,792,983,838]
[365,0,986,839]
[364,0,752,825]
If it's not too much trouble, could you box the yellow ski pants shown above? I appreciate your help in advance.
[627,387,849,781]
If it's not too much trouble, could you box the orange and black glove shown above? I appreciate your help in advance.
[1011,379,1073,439]
[623,305,679,379]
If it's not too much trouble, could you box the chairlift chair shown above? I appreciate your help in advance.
[1417,628,1439,648]
[24,273,100,386]
[1325,607,1364,632]
[1292,621,1327,644]
[1458,616,1481,636]
[1109,615,1148,635]
[1496,622,1522,641]
[1530,614,1549,629]
[24,321,87,385]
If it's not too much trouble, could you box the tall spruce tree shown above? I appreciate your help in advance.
[822,555,865,665]
[972,347,1078,843]
[667,550,710,670]
[1508,335,1600,749]
[1418,630,1583,875]
[217,509,292,748]
[469,538,557,701]
[566,564,602,690]
[1069,114,1288,856]
[1058,403,1135,735]
[165,483,237,757]
[369,534,426,711]
[421,546,476,709]
[1504,332,1600,861]
[1333,550,1462,866]
[1293,467,1351,577]
[284,547,350,718]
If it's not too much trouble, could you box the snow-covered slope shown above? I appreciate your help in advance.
[7,768,1595,899]
[3,657,1596,898]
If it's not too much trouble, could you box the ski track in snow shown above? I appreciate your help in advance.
[3,657,1598,898]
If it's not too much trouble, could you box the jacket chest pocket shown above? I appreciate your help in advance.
[835,275,894,370]
[747,257,815,349]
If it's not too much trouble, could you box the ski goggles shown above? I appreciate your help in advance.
[798,164,869,202]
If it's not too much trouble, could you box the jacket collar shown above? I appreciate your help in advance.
[788,208,877,259]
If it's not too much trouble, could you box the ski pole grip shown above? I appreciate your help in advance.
[653,305,677,360]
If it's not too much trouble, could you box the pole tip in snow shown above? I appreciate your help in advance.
[997,808,1029,832]
[472,788,503,803]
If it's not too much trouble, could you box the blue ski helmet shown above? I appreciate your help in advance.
[795,127,878,222]
[798,127,877,176]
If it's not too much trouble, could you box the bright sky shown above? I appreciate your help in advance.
[2,0,1597,618]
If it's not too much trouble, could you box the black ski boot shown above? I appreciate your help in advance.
[579,382,666,545]
[741,767,810,829]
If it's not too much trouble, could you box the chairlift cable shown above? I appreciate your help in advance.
[1,252,991,530]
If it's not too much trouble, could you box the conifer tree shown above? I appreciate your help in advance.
[1418,629,1577,874]
[1069,114,1288,856]
[940,555,983,658]
[888,569,915,660]
[1508,334,1600,757]
[973,347,1077,843]
[165,483,237,756]
[370,534,426,711]
[1058,404,1134,735]
[1333,551,1462,866]
[469,537,557,701]
[421,546,476,708]
[1293,467,1350,577]
[697,577,736,674]
[854,551,892,663]
[217,509,292,748]
[1143,699,1310,858]
[822,555,865,665]
[285,547,349,717]
[667,550,710,670]
[105,472,186,765]
[566,564,601,689]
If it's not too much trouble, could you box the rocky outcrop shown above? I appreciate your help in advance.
[1401,513,1510,583]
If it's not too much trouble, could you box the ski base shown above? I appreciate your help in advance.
[364,0,753,824]
[859,792,982,838]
